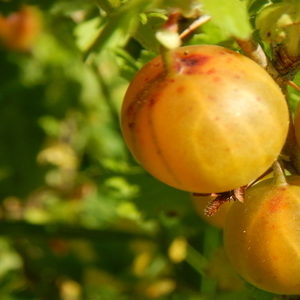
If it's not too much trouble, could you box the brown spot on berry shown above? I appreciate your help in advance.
[180,54,210,67]
[128,122,135,129]
[176,54,210,74]
[127,103,136,117]
[149,97,157,106]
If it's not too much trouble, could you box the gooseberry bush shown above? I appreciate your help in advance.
[3,0,300,299]
[120,0,300,297]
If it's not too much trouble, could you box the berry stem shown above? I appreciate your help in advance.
[236,37,286,87]
[158,12,181,75]
[160,45,174,75]
[236,38,268,68]
[272,160,288,186]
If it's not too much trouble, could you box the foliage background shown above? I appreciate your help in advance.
[0,0,299,299]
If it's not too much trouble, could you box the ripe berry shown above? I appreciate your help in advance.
[121,45,289,193]
[224,176,300,294]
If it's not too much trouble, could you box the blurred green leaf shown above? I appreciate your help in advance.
[188,21,230,46]
[134,13,166,53]
[200,0,252,39]
[74,17,102,52]
[84,0,151,59]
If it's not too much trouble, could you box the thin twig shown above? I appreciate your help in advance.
[287,80,300,92]
[236,38,287,88]
[179,15,211,39]
[92,62,121,131]
[247,167,273,188]
[236,38,268,68]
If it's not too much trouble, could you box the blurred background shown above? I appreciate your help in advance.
[0,1,296,299]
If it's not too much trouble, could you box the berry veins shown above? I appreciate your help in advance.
[121,45,289,193]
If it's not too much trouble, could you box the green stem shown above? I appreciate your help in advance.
[200,225,221,298]
[236,38,268,68]
[185,244,208,276]
[272,161,288,186]
[160,45,174,75]
[91,62,121,132]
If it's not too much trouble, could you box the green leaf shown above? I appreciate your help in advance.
[74,17,102,52]
[83,0,151,60]
[188,21,230,45]
[134,13,166,53]
[161,0,200,15]
[247,0,270,15]
[200,0,252,39]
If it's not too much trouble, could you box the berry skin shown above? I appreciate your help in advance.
[224,176,300,295]
[121,45,289,193]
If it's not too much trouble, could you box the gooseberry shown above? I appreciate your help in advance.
[224,176,300,295]
[121,45,289,193]
[0,6,41,51]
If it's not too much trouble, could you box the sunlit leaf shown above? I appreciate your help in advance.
[200,0,252,39]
